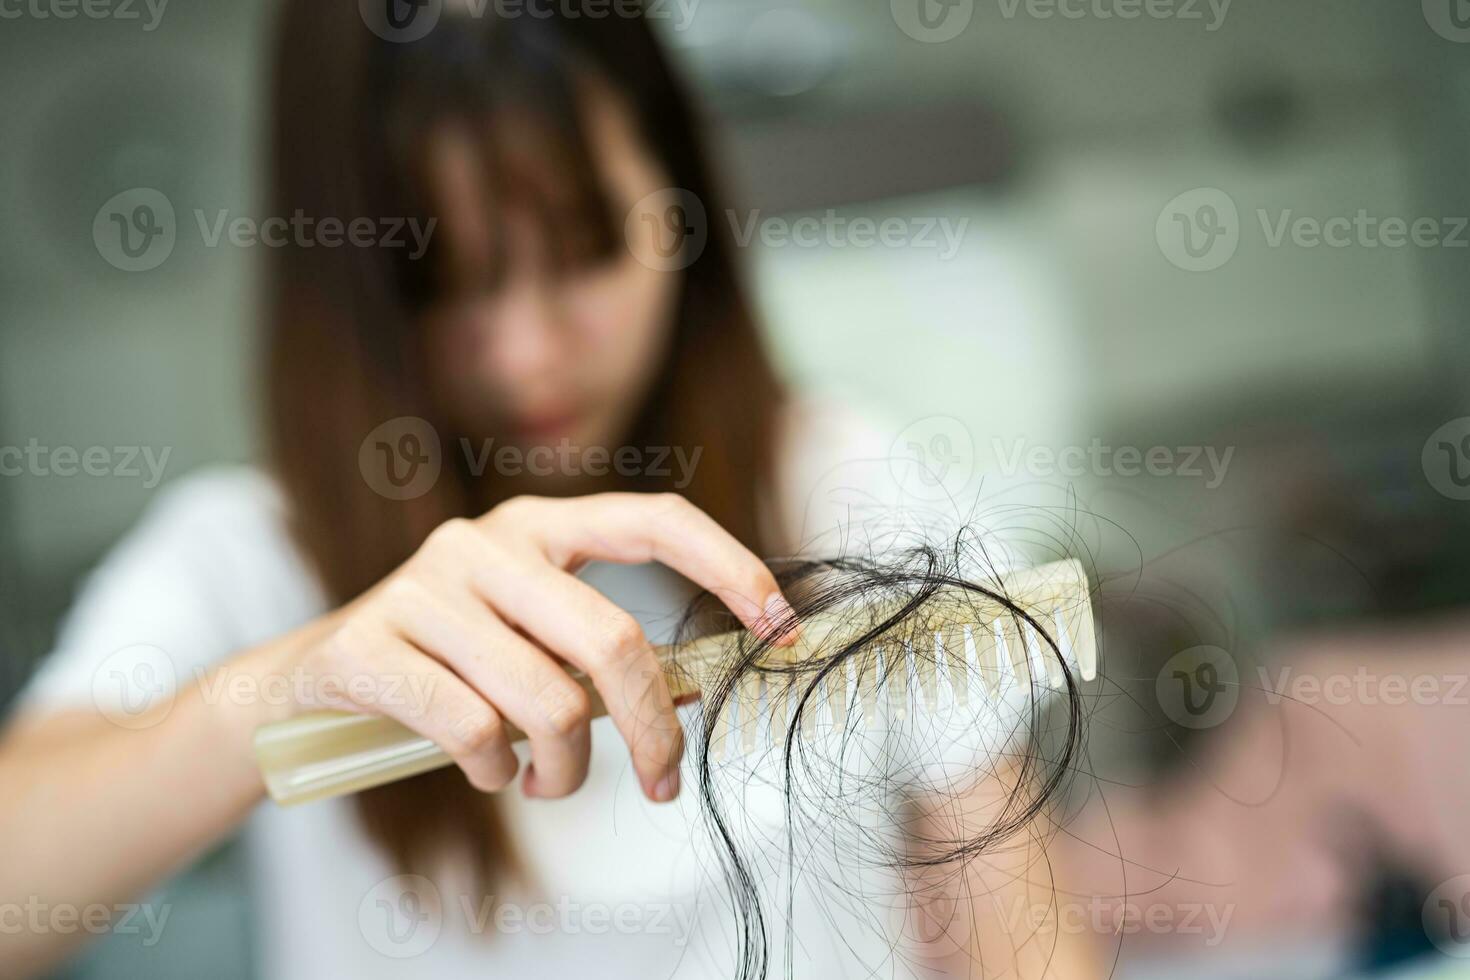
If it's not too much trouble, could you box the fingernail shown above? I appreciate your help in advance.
[653,767,680,803]
[760,593,800,646]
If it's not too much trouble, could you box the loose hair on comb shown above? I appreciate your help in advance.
[669,534,1091,980]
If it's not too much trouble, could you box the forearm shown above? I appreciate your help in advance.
[0,634,310,977]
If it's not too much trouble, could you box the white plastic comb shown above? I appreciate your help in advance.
[695,559,1097,761]
[253,560,1096,805]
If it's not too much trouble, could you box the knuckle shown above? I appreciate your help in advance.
[318,622,381,683]
[449,710,505,754]
[532,680,592,738]
[485,495,541,526]
[653,494,710,543]
[653,492,693,519]
[591,612,646,668]
[426,517,478,552]
[320,622,365,667]
[633,723,683,770]
[378,575,429,613]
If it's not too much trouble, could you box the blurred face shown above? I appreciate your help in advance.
[420,91,679,455]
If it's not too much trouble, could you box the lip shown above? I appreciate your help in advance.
[511,409,582,441]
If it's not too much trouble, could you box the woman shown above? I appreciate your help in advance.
[0,4,1091,979]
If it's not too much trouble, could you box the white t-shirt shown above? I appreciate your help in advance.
[20,402,1046,980]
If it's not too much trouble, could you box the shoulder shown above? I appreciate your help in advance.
[20,466,326,715]
[140,465,288,536]
[127,464,325,620]
[115,465,316,596]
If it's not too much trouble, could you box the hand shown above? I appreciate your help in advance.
[277,493,794,803]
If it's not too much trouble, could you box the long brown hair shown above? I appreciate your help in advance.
[263,1,784,893]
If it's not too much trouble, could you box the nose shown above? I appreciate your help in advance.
[482,276,571,406]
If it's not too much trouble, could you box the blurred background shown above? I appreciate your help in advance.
[3,0,1470,977]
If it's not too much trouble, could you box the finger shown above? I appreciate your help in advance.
[498,493,798,644]
[380,580,593,799]
[333,625,519,792]
[471,561,683,803]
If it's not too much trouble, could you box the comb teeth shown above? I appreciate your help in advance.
[738,672,763,754]
[694,559,1098,762]
[886,646,910,722]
